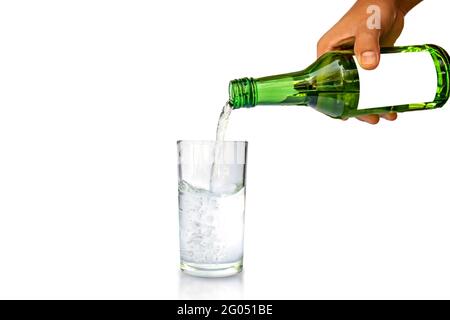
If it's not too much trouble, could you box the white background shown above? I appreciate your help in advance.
[0,0,449,299]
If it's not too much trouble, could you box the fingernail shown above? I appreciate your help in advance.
[361,51,377,66]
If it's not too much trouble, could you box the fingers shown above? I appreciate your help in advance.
[380,13,403,46]
[354,28,381,70]
[357,114,380,124]
[317,32,354,58]
[356,113,397,124]
[318,25,381,70]
[380,112,397,121]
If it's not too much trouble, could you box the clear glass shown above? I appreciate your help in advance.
[177,140,247,277]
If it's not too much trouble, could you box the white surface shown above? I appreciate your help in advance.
[356,51,437,109]
[0,0,450,299]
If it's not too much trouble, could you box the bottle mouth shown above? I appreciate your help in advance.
[228,77,256,109]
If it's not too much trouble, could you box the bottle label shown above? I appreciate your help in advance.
[354,51,437,110]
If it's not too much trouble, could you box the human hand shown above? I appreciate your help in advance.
[317,0,421,124]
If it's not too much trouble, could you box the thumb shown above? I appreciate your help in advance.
[354,28,380,70]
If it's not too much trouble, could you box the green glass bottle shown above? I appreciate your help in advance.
[229,44,450,119]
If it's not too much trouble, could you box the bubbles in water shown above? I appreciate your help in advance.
[179,180,244,264]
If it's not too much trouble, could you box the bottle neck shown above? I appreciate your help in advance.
[229,70,314,109]
[228,77,257,109]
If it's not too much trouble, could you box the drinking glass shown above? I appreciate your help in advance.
[177,140,247,277]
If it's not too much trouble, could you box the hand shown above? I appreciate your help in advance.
[317,0,421,124]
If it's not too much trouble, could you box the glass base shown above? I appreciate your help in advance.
[180,261,243,278]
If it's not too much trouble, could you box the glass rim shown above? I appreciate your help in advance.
[177,140,248,144]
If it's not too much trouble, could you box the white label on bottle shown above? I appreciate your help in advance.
[354,52,437,110]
